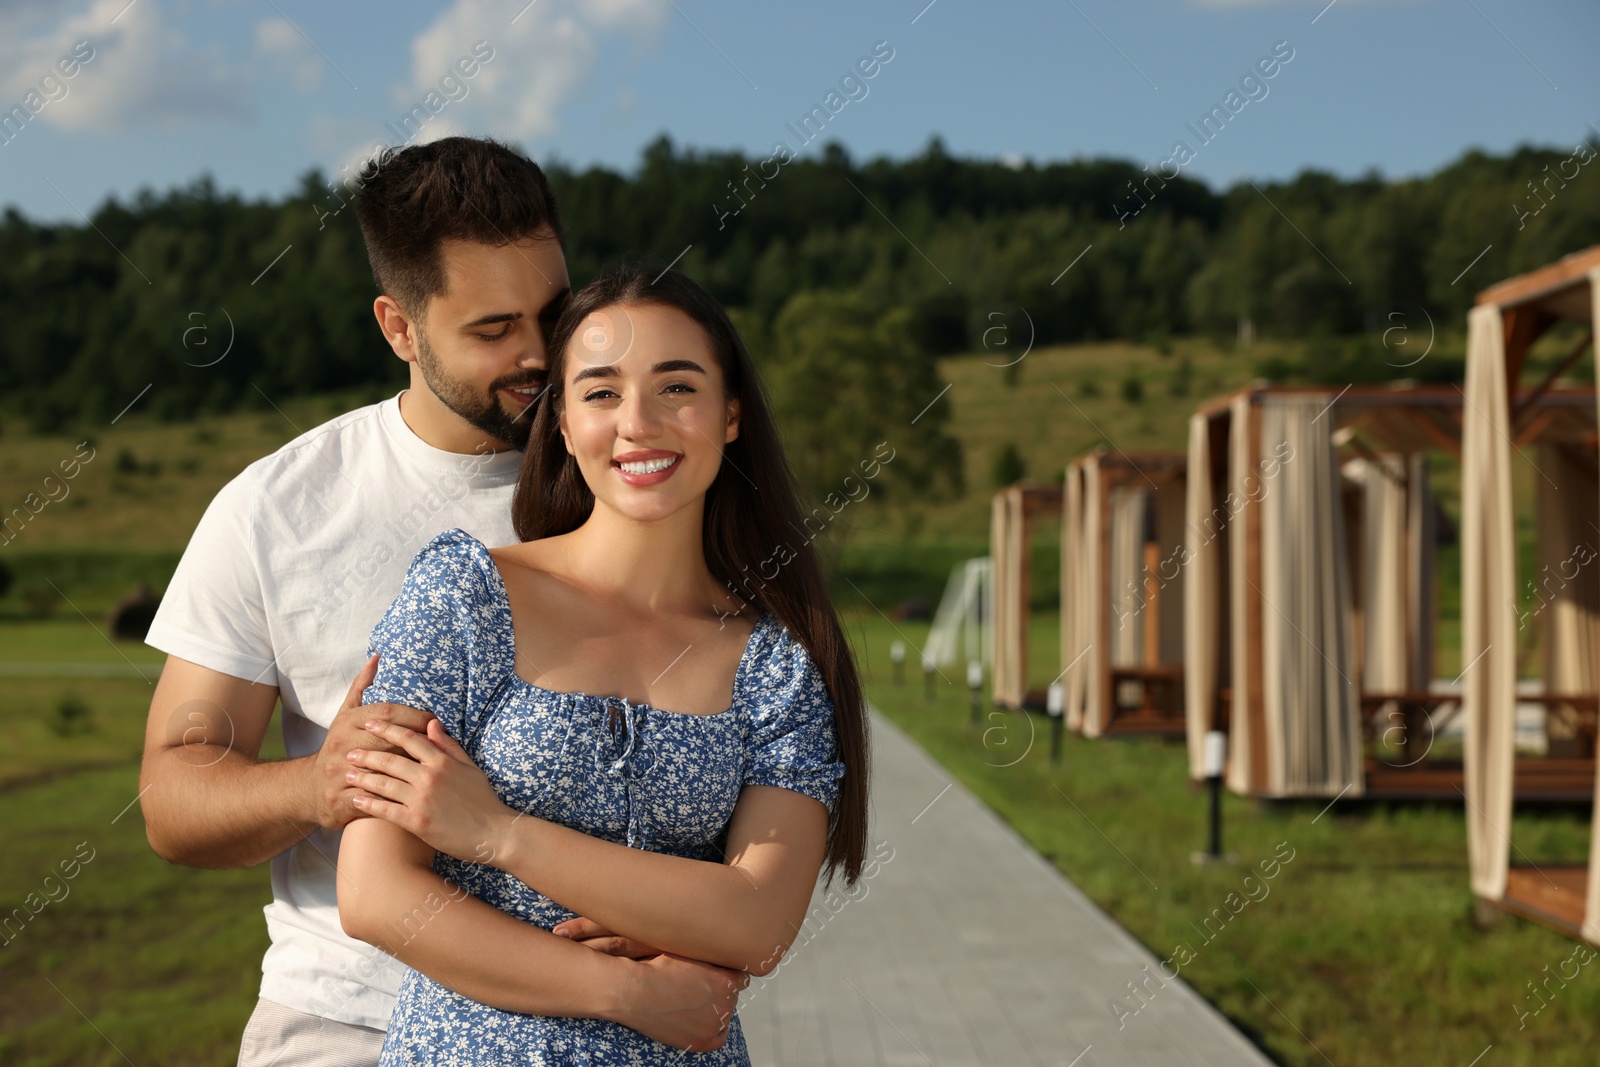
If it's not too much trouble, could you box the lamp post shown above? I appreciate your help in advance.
[922,653,936,704]
[967,659,984,725]
[890,640,906,685]
[1046,681,1065,764]
[1192,729,1235,865]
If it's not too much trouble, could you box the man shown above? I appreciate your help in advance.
[139,137,741,1066]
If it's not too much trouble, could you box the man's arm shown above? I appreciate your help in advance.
[338,816,746,1051]
[139,653,434,868]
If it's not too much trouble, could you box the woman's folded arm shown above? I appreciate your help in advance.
[336,815,748,1049]
[338,815,632,1016]
[348,715,833,978]
[489,783,828,977]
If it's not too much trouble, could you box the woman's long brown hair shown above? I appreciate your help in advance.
[511,264,870,885]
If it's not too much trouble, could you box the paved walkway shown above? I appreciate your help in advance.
[739,711,1274,1067]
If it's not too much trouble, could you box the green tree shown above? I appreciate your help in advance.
[766,290,963,506]
[992,443,1026,487]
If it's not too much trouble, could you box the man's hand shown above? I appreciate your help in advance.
[313,654,436,830]
[617,953,748,1052]
[554,916,666,960]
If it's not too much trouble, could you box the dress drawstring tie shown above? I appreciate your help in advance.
[597,697,649,849]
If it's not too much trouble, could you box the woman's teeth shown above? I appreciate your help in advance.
[618,456,678,475]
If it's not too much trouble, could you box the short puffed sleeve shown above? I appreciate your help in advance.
[741,621,846,810]
[360,528,508,747]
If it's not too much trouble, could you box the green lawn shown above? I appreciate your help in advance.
[0,764,273,1066]
[0,621,163,790]
[0,620,284,1065]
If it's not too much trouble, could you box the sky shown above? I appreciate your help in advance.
[0,0,1596,222]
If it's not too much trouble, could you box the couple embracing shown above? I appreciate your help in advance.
[138,136,870,1066]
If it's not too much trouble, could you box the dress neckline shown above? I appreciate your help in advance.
[462,530,770,719]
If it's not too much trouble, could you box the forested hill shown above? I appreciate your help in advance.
[1,133,1596,441]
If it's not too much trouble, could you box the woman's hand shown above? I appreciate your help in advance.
[619,953,748,1052]
[346,718,519,864]
[554,915,667,959]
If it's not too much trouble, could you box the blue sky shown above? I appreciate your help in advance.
[0,0,1595,222]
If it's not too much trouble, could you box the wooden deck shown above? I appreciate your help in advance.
[1361,691,1597,801]
[1492,866,1589,939]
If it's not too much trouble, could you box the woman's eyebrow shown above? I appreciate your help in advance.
[652,359,705,374]
[572,358,704,383]
[572,359,706,383]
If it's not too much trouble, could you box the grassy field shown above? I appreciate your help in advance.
[0,618,284,1066]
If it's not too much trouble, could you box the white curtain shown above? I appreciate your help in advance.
[1258,396,1363,797]
[1079,461,1107,736]
[1226,393,1256,792]
[1462,303,1518,903]
[1360,455,1410,705]
[1062,463,1087,732]
[1536,442,1600,758]
[1185,413,1224,778]
[990,488,1027,707]
[1109,488,1148,669]
[1109,488,1151,718]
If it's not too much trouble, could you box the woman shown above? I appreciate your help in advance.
[337,265,870,1065]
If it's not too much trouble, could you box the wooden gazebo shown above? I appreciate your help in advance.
[1184,384,1493,798]
[1060,450,1189,738]
[990,483,1064,709]
[1463,245,1600,943]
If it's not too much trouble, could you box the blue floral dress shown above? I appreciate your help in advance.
[358,528,845,1066]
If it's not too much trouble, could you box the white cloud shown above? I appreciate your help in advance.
[256,17,324,95]
[0,0,252,131]
[578,0,669,30]
[394,0,668,145]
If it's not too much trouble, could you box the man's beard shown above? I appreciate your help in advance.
[413,328,540,451]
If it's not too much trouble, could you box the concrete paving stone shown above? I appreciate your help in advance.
[740,711,1274,1066]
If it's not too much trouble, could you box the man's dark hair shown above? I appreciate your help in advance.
[352,136,564,318]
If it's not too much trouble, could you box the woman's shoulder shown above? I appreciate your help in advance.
[390,529,511,642]
[366,530,515,726]
[485,528,615,592]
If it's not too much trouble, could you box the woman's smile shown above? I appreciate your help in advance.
[612,448,683,486]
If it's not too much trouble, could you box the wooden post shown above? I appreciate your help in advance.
[1143,538,1162,668]
[1097,466,1114,734]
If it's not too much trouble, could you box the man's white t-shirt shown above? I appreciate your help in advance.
[144,389,522,1031]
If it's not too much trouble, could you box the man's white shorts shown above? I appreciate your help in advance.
[236,997,386,1067]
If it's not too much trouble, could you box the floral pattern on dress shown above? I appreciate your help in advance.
[359,528,845,1066]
